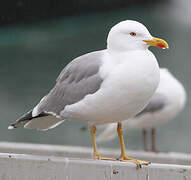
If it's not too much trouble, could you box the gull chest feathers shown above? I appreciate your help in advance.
[101,49,160,95]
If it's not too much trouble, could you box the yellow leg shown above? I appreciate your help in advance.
[117,122,151,168]
[90,125,115,160]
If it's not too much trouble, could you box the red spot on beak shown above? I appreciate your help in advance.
[157,43,166,48]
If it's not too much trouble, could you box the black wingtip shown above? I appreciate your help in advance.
[9,110,51,129]
[8,124,16,130]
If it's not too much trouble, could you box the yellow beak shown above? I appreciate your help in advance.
[144,37,169,49]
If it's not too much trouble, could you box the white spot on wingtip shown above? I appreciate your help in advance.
[8,126,14,130]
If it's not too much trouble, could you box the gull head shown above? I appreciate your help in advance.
[107,20,169,51]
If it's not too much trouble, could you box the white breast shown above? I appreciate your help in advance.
[62,50,160,125]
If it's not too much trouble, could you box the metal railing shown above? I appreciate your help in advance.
[0,142,191,180]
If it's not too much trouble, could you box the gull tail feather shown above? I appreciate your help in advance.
[8,110,64,131]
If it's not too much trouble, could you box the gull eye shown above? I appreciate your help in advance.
[130,32,136,36]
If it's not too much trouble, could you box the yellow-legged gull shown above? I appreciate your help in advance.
[9,20,168,167]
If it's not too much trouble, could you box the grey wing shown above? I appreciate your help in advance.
[35,50,104,116]
[9,50,105,130]
[136,93,167,117]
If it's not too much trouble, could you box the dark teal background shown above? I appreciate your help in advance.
[0,2,191,153]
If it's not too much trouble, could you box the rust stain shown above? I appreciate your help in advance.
[113,169,119,175]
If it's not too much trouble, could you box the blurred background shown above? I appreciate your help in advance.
[0,0,190,153]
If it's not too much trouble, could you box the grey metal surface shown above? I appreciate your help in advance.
[0,152,191,180]
[1,142,191,166]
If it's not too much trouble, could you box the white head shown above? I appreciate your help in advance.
[107,20,168,51]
